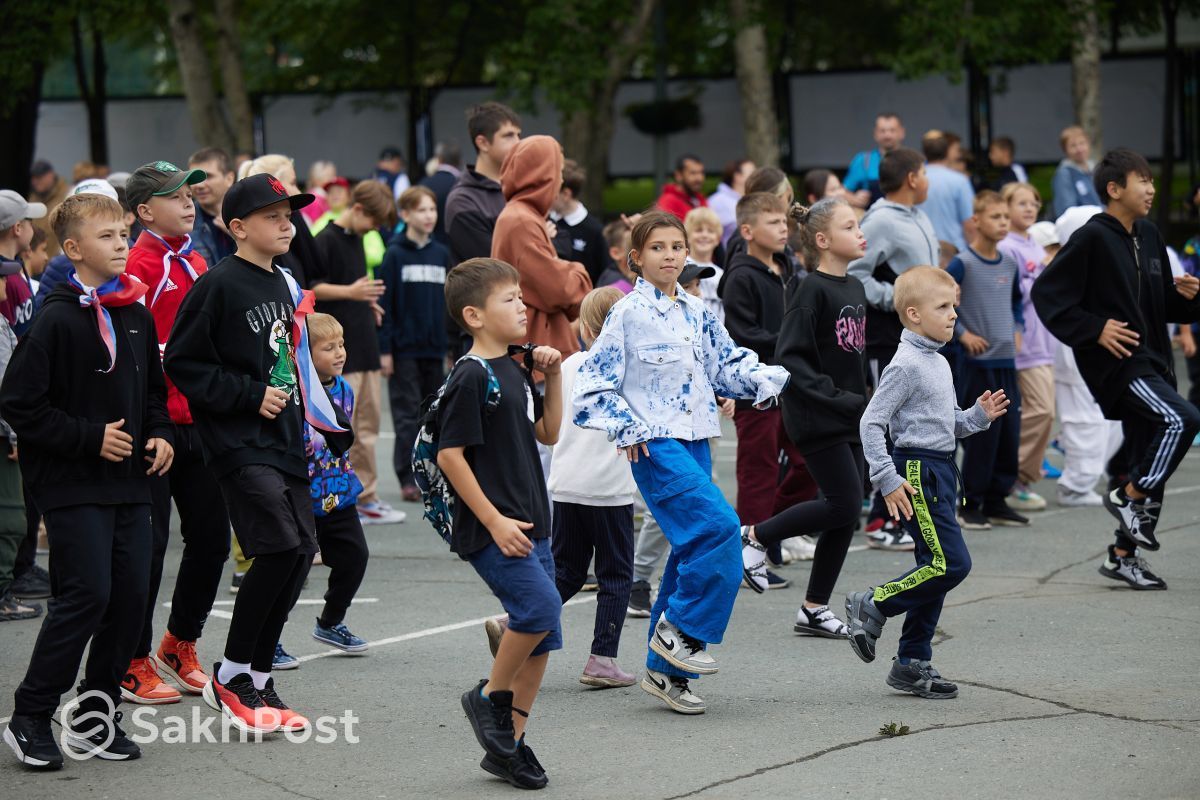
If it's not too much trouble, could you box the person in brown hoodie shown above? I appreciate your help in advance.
[491,136,592,357]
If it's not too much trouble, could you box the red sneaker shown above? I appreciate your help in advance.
[864,516,885,533]
[201,664,281,734]
[121,657,182,705]
[156,632,208,694]
[257,678,311,732]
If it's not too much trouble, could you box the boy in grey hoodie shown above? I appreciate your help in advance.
[847,148,940,548]
[845,266,1008,699]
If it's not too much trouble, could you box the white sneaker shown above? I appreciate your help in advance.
[740,527,768,593]
[781,535,817,562]
[1008,483,1047,511]
[358,501,407,525]
[641,669,705,714]
[1056,486,1103,507]
[866,523,914,551]
[649,614,718,674]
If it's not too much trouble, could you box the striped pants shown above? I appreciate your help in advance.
[552,502,634,658]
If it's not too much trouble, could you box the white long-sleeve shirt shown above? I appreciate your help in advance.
[573,277,788,448]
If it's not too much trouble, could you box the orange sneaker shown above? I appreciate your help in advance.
[156,632,208,694]
[121,656,182,705]
[201,664,281,734]
[258,678,311,732]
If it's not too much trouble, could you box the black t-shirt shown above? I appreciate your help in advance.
[312,223,382,373]
[437,355,548,557]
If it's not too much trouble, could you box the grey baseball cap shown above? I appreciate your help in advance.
[0,190,48,230]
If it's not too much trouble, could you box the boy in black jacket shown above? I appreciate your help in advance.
[166,173,350,734]
[719,192,805,590]
[1033,148,1200,590]
[2,193,174,770]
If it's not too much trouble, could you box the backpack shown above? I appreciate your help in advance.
[411,345,538,549]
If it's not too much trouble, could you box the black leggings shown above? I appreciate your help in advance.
[753,442,864,606]
[315,508,369,627]
[224,549,310,672]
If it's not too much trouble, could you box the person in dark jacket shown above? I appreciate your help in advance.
[719,192,811,588]
[1033,148,1200,590]
[379,186,449,501]
[444,102,522,266]
[1,193,174,770]
[740,197,868,634]
[418,141,462,245]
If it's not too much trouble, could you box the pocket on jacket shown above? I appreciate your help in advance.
[636,345,682,366]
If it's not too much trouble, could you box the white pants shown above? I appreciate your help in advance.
[1055,345,1123,493]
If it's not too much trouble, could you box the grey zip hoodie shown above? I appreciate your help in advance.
[848,199,940,311]
[860,328,991,496]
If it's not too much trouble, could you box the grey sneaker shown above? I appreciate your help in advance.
[1056,485,1103,507]
[845,590,886,663]
[649,614,718,675]
[886,658,959,699]
[740,527,768,593]
[641,669,705,714]
[1098,546,1166,590]
[1103,489,1160,550]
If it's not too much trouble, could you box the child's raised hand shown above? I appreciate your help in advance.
[488,516,534,558]
[531,346,562,375]
[884,481,918,521]
[348,276,386,302]
[1175,273,1199,300]
[621,442,651,462]
[978,389,1010,420]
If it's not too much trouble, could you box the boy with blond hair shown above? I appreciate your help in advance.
[313,180,402,525]
[847,266,1008,699]
[684,206,725,324]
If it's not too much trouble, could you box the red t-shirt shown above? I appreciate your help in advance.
[125,231,209,425]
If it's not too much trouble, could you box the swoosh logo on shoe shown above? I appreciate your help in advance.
[657,633,676,650]
[649,675,667,691]
[15,731,27,743]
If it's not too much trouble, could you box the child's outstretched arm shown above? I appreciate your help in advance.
[956,389,1007,438]
[572,310,651,450]
[701,310,789,407]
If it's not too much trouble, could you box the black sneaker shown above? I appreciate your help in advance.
[0,591,42,620]
[627,580,651,618]
[1103,489,1160,551]
[461,679,517,759]
[766,569,790,590]
[866,519,915,550]
[957,506,992,530]
[3,713,62,770]
[982,499,1030,527]
[480,737,549,790]
[886,658,959,699]
[581,574,599,592]
[1099,545,1167,590]
[10,566,50,600]
[64,704,142,761]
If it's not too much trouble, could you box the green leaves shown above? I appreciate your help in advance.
[878,721,912,737]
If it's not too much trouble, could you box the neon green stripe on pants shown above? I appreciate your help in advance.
[872,459,945,604]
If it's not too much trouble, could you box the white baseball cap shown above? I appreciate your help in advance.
[1055,205,1104,248]
[70,178,119,202]
[0,190,47,230]
[1028,221,1059,250]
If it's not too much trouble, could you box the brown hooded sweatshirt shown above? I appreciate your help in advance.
[492,136,592,357]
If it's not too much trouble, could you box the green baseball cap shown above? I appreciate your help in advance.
[126,160,207,210]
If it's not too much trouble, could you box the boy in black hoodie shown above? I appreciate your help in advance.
[720,192,805,590]
[166,174,350,734]
[1033,148,1200,590]
[2,193,174,770]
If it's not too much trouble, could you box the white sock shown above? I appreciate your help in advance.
[217,659,251,685]
[249,669,270,691]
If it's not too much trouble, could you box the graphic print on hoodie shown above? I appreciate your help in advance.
[490,135,592,359]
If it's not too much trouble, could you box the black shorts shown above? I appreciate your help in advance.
[218,464,317,558]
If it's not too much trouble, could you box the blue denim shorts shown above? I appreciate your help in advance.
[468,537,562,655]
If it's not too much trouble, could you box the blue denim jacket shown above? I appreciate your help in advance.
[573,277,788,448]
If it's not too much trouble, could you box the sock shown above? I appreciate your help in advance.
[897,657,912,665]
[217,659,251,685]
[249,669,270,690]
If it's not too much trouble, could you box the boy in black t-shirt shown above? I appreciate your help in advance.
[312,180,402,525]
[436,257,562,790]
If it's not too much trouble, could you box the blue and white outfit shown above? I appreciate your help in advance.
[573,277,788,678]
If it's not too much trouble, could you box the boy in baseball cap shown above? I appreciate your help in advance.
[165,173,348,735]
[0,190,47,337]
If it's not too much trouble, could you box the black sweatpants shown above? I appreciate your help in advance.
[315,507,369,627]
[388,356,445,486]
[552,501,634,658]
[960,363,1021,508]
[13,503,151,716]
[138,425,231,656]
[225,551,310,672]
[1111,374,1200,551]
[754,442,864,606]
[12,483,39,580]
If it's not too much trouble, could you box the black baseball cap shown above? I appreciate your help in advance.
[679,260,716,284]
[126,160,207,210]
[221,173,314,224]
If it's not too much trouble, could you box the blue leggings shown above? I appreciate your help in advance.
[631,438,742,679]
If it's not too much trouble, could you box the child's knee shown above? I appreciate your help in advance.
[945,552,972,586]
[1180,403,1200,438]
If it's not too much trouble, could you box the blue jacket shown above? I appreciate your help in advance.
[306,375,363,516]
[378,234,449,359]
[191,206,235,267]
[1052,159,1103,218]
[33,255,72,314]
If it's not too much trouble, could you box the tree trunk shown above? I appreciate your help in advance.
[165,0,234,153]
[0,61,44,193]
[1070,0,1103,153]
[212,0,254,155]
[70,18,109,166]
[1157,0,1179,233]
[558,0,657,211]
[729,0,780,168]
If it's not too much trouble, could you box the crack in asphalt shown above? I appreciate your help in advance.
[227,765,327,800]
[955,680,1200,733]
